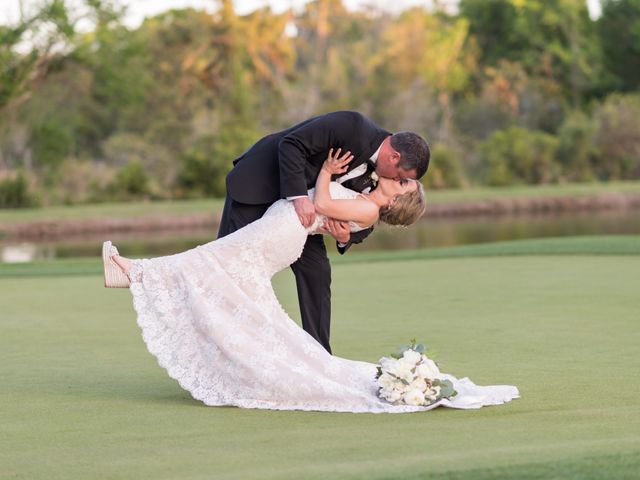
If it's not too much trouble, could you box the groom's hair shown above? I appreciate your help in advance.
[391,132,430,179]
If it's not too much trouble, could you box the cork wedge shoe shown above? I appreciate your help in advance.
[102,241,130,288]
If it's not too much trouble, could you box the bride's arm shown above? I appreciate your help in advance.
[314,149,379,226]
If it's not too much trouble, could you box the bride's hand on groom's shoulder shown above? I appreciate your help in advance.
[323,148,354,175]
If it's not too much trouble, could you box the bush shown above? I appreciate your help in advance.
[44,159,116,204]
[556,112,597,182]
[422,144,467,189]
[592,94,640,180]
[175,126,257,198]
[479,127,560,186]
[105,160,153,200]
[0,172,41,208]
[175,146,226,198]
[101,133,174,188]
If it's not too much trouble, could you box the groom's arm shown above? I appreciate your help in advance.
[337,226,374,255]
[278,111,365,198]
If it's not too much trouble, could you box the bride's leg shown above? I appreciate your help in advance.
[112,254,132,277]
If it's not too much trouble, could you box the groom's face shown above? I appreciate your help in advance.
[377,146,417,181]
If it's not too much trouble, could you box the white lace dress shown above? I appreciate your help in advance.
[128,183,519,413]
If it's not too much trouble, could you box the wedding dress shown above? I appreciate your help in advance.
[128,183,519,413]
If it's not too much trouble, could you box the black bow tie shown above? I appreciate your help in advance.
[366,160,376,171]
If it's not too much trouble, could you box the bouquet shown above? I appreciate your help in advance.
[376,339,457,407]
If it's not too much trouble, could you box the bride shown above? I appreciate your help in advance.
[103,148,519,413]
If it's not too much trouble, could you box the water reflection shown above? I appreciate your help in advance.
[1,243,39,263]
[1,209,639,263]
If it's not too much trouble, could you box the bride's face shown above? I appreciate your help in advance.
[377,177,418,204]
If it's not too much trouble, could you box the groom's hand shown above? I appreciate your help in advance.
[293,197,316,227]
[324,218,350,244]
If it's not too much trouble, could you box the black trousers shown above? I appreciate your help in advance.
[217,195,333,354]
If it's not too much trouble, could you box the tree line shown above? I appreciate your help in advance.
[1,0,639,207]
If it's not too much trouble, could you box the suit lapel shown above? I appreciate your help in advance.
[340,164,375,193]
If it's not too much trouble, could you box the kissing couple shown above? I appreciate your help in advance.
[103,111,519,413]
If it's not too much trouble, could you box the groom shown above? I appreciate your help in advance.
[218,111,430,353]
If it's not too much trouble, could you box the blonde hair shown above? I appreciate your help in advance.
[378,181,426,226]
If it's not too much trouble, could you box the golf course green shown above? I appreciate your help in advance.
[1,236,638,479]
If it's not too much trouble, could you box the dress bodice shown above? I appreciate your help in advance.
[306,182,371,234]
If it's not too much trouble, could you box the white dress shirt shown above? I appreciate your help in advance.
[287,143,382,201]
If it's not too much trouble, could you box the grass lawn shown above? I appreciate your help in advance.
[1,236,638,479]
[1,180,639,225]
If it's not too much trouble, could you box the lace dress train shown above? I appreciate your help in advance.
[127,184,519,412]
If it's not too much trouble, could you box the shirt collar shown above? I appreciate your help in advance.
[369,143,382,164]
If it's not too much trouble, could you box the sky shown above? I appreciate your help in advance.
[2,0,603,27]
[1,0,446,27]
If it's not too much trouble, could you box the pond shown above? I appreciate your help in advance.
[1,209,639,263]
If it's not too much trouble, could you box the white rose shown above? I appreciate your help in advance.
[377,373,396,389]
[403,389,426,406]
[379,357,396,372]
[380,358,405,377]
[402,349,422,364]
[392,359,415,383]
[416,357,440,379]
[397,357,415,370]
[381,387,403,403]
[409,377,427,391]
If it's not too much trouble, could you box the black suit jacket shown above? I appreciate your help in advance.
[226,111,391,252]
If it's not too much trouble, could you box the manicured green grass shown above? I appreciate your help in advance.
[1,239,638,479]
[1,180,639,225]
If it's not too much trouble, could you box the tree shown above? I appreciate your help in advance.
[291,0,374,119]
[372,8,476,144]
[598,0,640,91]
[0,0,75,174]
[76,4,148,136]
[0,0,75,114]
[460,0,601,106]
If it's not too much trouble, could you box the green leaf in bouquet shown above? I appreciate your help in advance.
[437,379,456,398]
[395,344,410,356]
[415,343,426,353]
